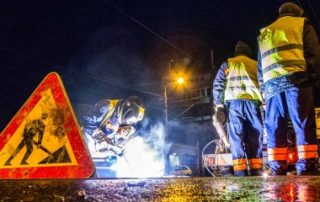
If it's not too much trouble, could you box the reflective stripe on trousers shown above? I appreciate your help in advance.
[233,158,247,171]
[297,145,318,159]
[233,158,263,171]
[268,148,288,161]
[249,158,263,169]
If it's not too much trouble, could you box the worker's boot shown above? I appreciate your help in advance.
[234,169,248,176]
[269,160,288,176]
[296,159,318,175]
[250,169,263,176]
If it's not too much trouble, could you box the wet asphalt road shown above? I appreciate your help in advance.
[1,176,320,201]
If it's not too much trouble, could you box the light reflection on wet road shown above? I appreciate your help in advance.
[1,176,320,201]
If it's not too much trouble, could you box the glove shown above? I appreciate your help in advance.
[116,126,136,139]
[214,104,224,113]
[215,104,224,109]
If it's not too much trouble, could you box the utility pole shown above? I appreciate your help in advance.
[163,59,173,126]
[163,59,174,175]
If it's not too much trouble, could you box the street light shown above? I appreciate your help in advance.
[163,76,185,125]
[177,76,184,84]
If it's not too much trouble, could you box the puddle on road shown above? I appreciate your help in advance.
[204,177,320,201]
[262,180,318,201]
[1,177,320,201]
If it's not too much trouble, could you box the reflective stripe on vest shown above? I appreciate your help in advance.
[297,144,319,159]
[248,158,263,169]
[224,56,262,102]
[99,100,120,128]
[259,16,306,83]
[268,148,288,161]
[233,158,247,171]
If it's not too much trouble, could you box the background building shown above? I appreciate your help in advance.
[165,72,217,176]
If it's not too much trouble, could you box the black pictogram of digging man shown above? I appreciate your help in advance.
[5,112,49,166]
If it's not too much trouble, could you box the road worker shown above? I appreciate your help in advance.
[257,2,320,175]
[213,41,264,176]
[81,96,145,157]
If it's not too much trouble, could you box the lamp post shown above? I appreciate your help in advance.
[164,84,169,126]
[164,59,174,126]
[163,76,185,125]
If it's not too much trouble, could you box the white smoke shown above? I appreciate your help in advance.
[112,119,167,178]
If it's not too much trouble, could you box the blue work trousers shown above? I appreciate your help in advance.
[226,100,263,176]
[265,86,318,175]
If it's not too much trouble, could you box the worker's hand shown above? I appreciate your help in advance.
[214,104,224,112]
[116,126,136,139]
[92,128,104,139]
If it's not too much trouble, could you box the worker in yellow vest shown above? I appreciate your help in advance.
[213,41,264,176]
[257,2,320,175]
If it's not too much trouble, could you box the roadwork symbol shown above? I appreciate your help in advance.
[0,72,94,179]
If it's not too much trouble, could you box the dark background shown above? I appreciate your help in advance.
[1,0,320,130]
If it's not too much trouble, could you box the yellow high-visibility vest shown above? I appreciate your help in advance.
[224,56,262,101]
[259,16,306,83]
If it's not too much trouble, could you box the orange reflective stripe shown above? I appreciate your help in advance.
[268,148,288,161]
[297,145,318,159]
[297,144,318,152]
[298,151,319,159]
[249,158,263,169]
[267,148,288,155]
[233,158,247,171]
[233,164,247,171]
[233,158,247,165]
[250,164,263,169]
[268,154,288,161]
[249,158,263,164]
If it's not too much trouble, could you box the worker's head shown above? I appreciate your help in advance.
[279,2,304,17]
[119,96,145,125]
[234,41,253,58]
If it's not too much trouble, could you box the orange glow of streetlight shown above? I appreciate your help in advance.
[177,77,184,84]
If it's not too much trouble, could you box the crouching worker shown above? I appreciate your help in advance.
[81,96,145,158]
[213,41,264,176]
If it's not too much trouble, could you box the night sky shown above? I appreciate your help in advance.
[1,0,320,130]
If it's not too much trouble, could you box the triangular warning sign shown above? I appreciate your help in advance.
[0,72,95,179]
